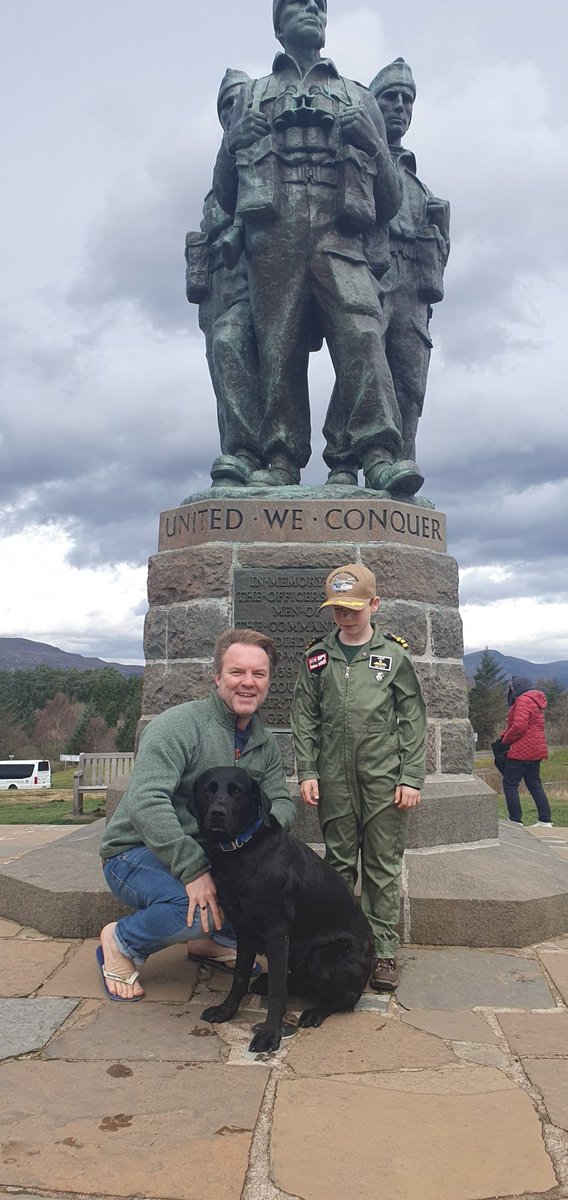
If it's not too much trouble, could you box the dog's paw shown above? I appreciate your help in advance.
[298,1005,326,1028]
[248,1025,282,1053]
[249,973,269,996]
[201,1004,234,1024]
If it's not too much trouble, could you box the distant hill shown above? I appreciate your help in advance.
[0,638,143,678]
[464,650,568,689]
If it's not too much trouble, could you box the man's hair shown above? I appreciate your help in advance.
[214,628,280,675]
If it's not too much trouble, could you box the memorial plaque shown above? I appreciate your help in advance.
[234,568,330,727]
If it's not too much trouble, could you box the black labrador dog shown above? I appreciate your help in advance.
[191,766,374,1053]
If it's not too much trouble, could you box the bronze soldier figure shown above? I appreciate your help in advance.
[186,70,265,486]
[370,58,450,464]
[213,0,424,495]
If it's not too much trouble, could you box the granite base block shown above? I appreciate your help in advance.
[292,777,498,849]
[0,822,130,939]
[406,822,568,947]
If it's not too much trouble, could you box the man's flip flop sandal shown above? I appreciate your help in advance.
[187,950,262,978]
[96,944,144,1002]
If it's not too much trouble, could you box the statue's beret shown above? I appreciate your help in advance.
[370,57,416,99]
[217,68,251,119]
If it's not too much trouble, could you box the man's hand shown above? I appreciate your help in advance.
[339,106,382,157]
[394,785,421,810]
[228,108,270,154]
[185,872,223,934]
[300,779,319,807]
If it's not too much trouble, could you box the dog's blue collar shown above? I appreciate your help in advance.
[218,811,264,853]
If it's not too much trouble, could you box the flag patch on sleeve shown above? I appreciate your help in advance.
[308,652,329,673]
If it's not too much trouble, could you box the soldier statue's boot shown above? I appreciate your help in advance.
[210,450,263,487]
[364,455,424,497]
[326,462,359,486]
[250,453,301,486]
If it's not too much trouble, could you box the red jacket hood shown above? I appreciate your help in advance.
[518,690,547,710]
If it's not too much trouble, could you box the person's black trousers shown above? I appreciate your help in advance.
[503,759,552,823]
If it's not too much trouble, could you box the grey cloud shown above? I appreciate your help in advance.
[70,128,221,333]
[1,0,567,662]
[459,559,568,606]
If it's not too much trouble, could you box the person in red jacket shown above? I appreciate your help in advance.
[500,675,552,826]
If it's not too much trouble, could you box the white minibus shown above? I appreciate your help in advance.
[0,760,52,789]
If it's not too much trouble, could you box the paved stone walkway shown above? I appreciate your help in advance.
[1,822,567,1200]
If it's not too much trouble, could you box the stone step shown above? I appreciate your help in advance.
[0,818,567,947]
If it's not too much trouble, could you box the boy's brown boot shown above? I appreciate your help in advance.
[370,958,400,991]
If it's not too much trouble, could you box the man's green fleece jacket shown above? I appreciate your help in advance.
[99,690,295,884]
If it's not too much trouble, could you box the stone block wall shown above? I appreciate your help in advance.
[142,539,473,779]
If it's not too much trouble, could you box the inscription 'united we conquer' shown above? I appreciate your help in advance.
[159,499,447,552]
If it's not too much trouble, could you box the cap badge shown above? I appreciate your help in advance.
[331,575,357,593]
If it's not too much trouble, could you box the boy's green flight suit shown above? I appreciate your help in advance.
[291,624,426,956]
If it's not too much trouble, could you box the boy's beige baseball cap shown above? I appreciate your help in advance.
[320,564,378,610]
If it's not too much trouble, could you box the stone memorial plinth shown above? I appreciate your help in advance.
[142,494,494,851]
[133,491,568,949]
[2,494,566,946]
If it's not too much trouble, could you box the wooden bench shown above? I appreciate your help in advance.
[72,752,134,816]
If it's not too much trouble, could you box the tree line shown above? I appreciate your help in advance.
[468,650,568,748]
[0,666,142,761]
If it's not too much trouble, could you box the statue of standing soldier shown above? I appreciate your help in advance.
[185,69,267,485]
[370,58,450,464]
[186,4,449,498]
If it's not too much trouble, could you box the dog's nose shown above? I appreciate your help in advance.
[208,805,227,825]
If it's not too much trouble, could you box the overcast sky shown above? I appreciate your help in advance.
[1,0,567,665]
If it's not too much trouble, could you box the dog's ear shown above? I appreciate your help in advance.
[251,777,272,827]
[188,770,210,823]
[187,781,202,823]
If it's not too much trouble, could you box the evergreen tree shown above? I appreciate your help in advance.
[0,708,37,758]
[468,649,508,748]
[67,704,98,755]
[116,677,143,751]
[535,677,565,711]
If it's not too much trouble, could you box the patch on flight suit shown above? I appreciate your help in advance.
[385,632,409,650]
[369,654,392,673]
[307,651,329,673]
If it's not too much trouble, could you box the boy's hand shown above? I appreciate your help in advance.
[394,785,421,809]
[300,779,320,807]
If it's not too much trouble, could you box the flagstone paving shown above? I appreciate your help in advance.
[1,920,568,1199]
[0,917,21,937]
[40,937,200,1002]
[1,997,78,1059]
[0,938,72,996]
[538,949,568,1004]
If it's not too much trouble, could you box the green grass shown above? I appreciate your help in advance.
[476,746,568,783]
[475,747,568,826]
[496,797,568,827]
[0,794,104,825]
[50,768,75,790]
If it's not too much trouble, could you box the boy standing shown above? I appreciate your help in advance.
[290,563,426,990]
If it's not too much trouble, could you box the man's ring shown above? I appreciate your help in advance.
[200,904,208,910]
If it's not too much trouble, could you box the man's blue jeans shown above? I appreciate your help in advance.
[503,760,552,824]
[103,846,236,966]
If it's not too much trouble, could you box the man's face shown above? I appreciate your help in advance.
[215,643,271,722]
[219,86,241,133]
[276,0,327,53]
[376,86,414,145]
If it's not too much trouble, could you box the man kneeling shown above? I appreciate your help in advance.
[97,629,295,1001]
